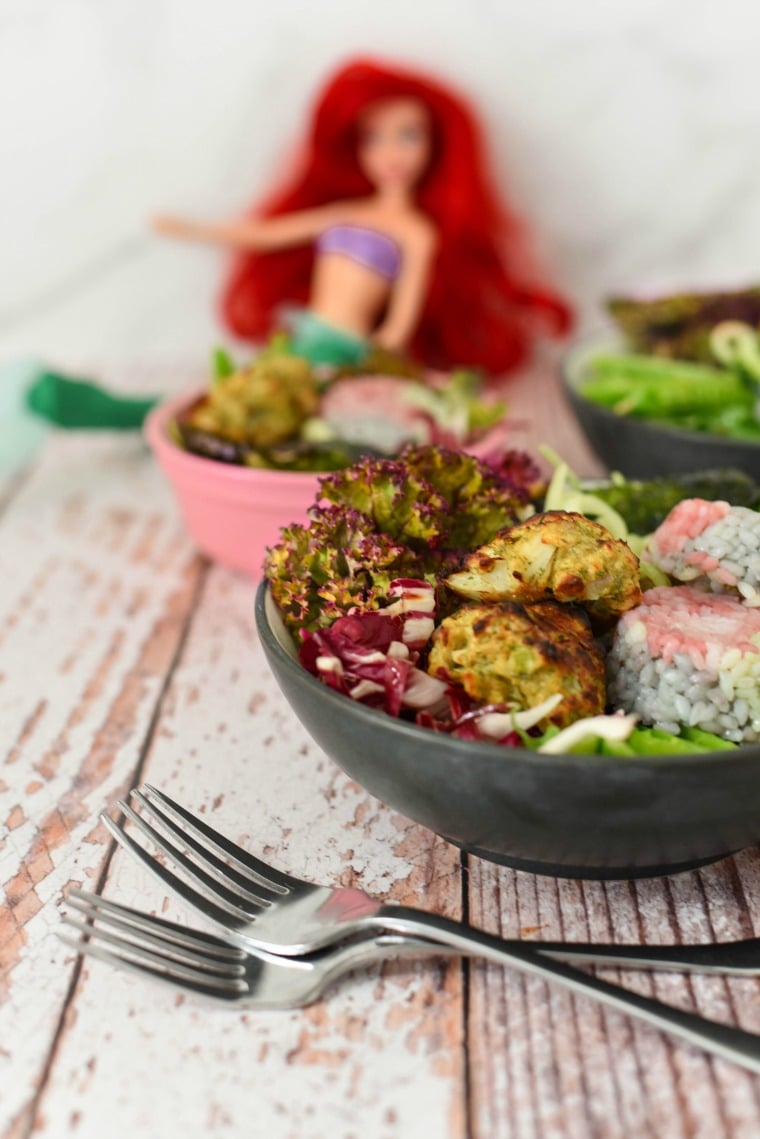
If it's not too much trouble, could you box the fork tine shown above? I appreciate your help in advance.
[62,894,246,992]
[129,789,287,903]
[67,889,245,970]
[140,785,297,893]
[63,912,247,982]
[101,811,256,928]
[60,926,246,1001]
[116,798,274,914]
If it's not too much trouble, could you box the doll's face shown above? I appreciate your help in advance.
[357,98,432,193]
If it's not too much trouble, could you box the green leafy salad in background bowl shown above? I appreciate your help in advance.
[562,285,760,478]
[170,342,509,473]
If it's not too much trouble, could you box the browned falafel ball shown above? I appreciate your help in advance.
[445,511,641,627]
[427,599,606,729]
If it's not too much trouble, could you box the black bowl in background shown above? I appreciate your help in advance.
[561,332,760,479]
[255,582,760,880]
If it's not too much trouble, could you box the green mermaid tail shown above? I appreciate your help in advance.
[25,370,157,429]
[0,361,159,475]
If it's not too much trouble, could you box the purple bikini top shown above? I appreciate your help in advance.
[316,224,402,280]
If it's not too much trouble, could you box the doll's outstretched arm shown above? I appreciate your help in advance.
[372,227,437,353]
[152,204,342,251]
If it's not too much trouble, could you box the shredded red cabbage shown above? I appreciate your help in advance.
[415,687,523,745]
[299,576,535,744]
[298,579,445,717]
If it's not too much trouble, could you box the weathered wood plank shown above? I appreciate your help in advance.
[0,430,205,1138]
[466,854,760,1139]
[7,353,759,1139]
[33,568,468,1139]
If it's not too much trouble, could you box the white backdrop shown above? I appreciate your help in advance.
[1,0,758,363]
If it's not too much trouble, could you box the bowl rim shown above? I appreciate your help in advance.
[145,378,513,488]
[255,580,759,773]
[144,387,322,486]
[561,328,760,454]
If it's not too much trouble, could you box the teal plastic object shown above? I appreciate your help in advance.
[0,359,50,475]
[0,361,160,476]
[25,370,157,429]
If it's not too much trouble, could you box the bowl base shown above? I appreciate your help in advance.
[450,839,739,880]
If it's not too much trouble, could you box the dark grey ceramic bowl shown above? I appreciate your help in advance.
[561,332,760,479]
[256,582,760,880]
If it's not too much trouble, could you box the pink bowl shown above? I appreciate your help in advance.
[144,389,321,578]
[145,385,512,579]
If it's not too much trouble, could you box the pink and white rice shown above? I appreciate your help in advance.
[646,498,760,605]
[607,585,760,743]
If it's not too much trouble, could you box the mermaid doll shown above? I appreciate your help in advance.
[9,56,571,472]
[154,56,572,373]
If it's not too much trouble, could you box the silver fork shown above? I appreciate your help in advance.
[61,889,443,1009]
[61,889,760,1077]
[105,785,760,974]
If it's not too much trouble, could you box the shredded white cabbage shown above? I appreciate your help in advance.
[541,446,630,540]
[474,693,564,739]
[537,712,638,754]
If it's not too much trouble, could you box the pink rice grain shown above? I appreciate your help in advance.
[607,585,760,743]
[646,498,760,605]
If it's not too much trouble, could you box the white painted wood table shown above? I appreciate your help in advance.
[5,359,760,1139]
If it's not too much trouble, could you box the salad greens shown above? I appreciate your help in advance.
[177,343,507,473]
[266,445,535,634]
[266,443,745,755]
[533,722,736,757]
[579,319,760,439]
[541,445,760,537]
[399,369,505,440]
[606,285,760,362]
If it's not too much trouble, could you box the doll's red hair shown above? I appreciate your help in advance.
[221,57,572,374]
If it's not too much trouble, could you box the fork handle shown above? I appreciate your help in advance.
[482,936,760,974]
[375,906,760,1074]
[374,903,760,973]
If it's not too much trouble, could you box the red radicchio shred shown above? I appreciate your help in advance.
[415,710,452,734]
[386,578,437,652]
[503,731,523,746]
[415,705,523,747]
[451,701,513,727]
[388,577,431,592]
[300,612,402,671]
[485,730,523,748]
[413,687,524,746]
[445,685,475,721]
[453,716,522,746]
[300,610,417,717]
[314,660,350,697]
[300,582,526,730]
[383,654,410,717]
